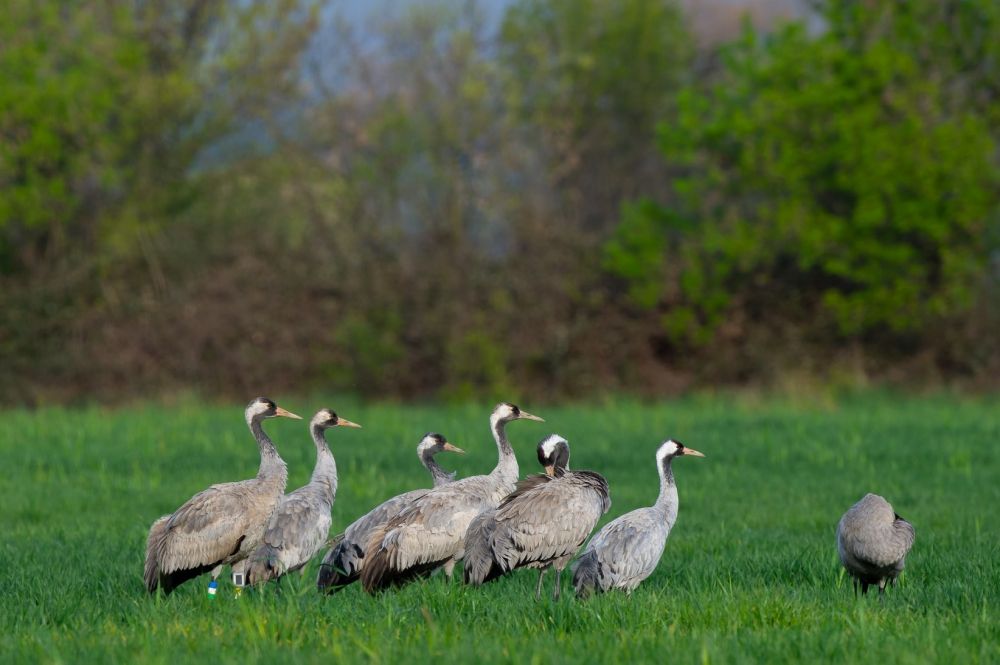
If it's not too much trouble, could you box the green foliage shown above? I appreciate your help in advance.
[603,200,671,309]
[0,1,319,401]
[0,2,143,271]
[2,396,999,662]
[0,0,317,276]
[609,0,1000,340]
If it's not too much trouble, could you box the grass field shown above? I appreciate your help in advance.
[2,394,999,663]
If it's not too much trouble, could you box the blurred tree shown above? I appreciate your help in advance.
[0,0,317,401]
[0,2,141,273]
[500,0,693,233]
[4,0,1000,403]
[299,1,510,397]
[609,0,1000,344]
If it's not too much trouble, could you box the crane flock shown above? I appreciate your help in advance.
[144,397,915,601]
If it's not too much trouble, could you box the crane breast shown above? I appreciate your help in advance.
[837,495,915,570]
[583,509,667,586]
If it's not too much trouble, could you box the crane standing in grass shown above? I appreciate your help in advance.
[244,408,361,586]
[317,432,464,593]
[144,397,300,595]
[837,493,915,597]
[361,403,544,593]
[573,438,704,598]
[463,435,610,600]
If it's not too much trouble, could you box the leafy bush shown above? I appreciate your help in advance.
[608,0,1000,342]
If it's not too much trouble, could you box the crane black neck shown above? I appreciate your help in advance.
[654,455,680,523]
[309,428,337,500]
[490,414,519,479]
[421,450,454,486]
[249,416,282,463]
[310,423,332,452]
[659,455,676,488]
[491,416,518,460]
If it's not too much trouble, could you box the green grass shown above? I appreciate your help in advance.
[2,394,999,663]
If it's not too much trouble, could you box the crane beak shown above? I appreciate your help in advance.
[442,442,465,454]
[337,418,362,428]
[276,407,302,420]
[544,464,556,477]
[682,446,705,458]
[519,411,544,422]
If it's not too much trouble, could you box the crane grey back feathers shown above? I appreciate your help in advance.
[360,403,543,593]
[837,493,915,596]
[463,435,610,599]
[316,432,463,592]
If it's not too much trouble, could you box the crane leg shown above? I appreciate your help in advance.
[852,578,858,598]
[552,569,561,601]
[443,559,456,581]
[535,570,546,600]
[861,581,869,596]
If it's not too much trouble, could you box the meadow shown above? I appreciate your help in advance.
[2,394,998,664]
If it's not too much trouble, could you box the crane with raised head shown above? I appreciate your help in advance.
[572,438,704,598]
[144,397,300,595]
[244,408,361,586]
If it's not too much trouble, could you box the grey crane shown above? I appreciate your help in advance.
[360,402,543,593]
[572,438,704,598]
[144,397,300,595]
[316,432,465,593]
[463,434,610,600]
[837,493,915,597]
[241,408,361,586]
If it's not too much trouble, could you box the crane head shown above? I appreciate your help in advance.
[537,434,570,477]
[311,408,362,430]
[418,432,465,456]
[656,438,705,463]
[246,397,302,423]
[491,402,544,425]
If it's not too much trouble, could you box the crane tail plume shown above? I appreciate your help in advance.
[317,533,359,593]
[360,546,394,593]
[360,527,443,593]
[462,513,505,586]
[359,526,392,594]
[159,562,218,595]
[571,550,600,599]
[144,515,171,593]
